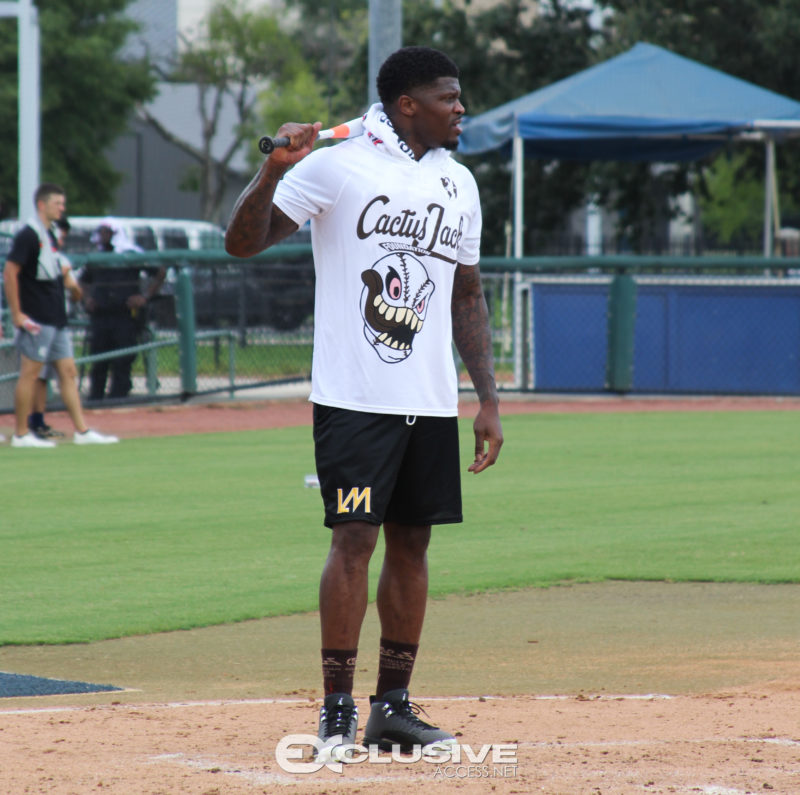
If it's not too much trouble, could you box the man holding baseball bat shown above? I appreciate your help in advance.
[226,46,502,761]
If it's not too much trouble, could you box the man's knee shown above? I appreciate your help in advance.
[330,521,380,561]
[17,355,44,382]
[383,523,432,560]
[54,358,78,380]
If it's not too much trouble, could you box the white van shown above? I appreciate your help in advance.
[0,216,225,253]
[63,217,225,253]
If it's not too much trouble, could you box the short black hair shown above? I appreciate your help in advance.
[377,46,459,107]
[34,182,65,205]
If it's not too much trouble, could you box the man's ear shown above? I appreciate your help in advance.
[396,94,417,118]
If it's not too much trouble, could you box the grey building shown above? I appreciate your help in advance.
[108,1,250,224]
[122,0,178,67]
[108,83,251,225]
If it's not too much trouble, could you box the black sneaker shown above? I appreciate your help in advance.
[31,424,65,440]
[362,688,456,753]
[316,692,359,763]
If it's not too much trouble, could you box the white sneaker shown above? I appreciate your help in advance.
[74,429,119,445]
[11,432,56,448]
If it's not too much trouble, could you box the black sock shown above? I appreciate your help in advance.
[321,648,358,696]
[376,637,418,698]
[29,412,44,430]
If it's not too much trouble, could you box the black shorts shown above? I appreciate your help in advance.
[313,404,462,529]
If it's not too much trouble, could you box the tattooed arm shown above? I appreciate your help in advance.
[452,262,503,473]
[225,121,322,258]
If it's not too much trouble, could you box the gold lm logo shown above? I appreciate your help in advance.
[336,486,372,515]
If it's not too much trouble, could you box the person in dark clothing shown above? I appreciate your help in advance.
[80,219,165,401]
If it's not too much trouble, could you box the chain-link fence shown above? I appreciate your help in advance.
[3,249,800,413]
[489,255,800,394]
[0,246,317,411]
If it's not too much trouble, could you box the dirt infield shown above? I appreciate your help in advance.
[1,394,799,794]
[5,391,799,440]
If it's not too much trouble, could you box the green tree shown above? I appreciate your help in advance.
[403,0,599,254]
[283,0,368,125]
[143,0,305,222]
[272,1,599,254]
[697,150,787,250]
[598,0,800,250]
[588,160,690,253]
[0,0,154,216]
[257,70,330,159]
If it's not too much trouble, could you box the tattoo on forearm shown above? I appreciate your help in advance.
[225,165,294,254]
[452,264,498,404]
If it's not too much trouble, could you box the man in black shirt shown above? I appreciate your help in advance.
[3,183,119,447]
[80,219,165,401]
[28,216,82,439]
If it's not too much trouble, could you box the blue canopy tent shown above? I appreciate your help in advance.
[458,42,800,256]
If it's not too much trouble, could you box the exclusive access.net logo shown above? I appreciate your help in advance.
[275,734,519,778]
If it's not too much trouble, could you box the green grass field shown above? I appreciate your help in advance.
[2,410,798,645]
[128,338,514,381]
[131,338,313,377]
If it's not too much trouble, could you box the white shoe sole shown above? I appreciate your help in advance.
[11,436,56,448]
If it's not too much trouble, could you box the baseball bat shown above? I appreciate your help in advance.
[258,116,365,155]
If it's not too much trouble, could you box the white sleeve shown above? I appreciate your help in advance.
[458,169,482,266]
[58,253,73,274]
[273,147,344,227]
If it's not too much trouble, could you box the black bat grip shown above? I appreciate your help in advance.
[258,135,290,155]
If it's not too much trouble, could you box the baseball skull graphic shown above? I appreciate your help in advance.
[360,248,435,363]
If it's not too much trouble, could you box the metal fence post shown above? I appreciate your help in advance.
[174,266,197,397]
[145,342,159,395]
[606,271,637,392]
[227,331,236,398]
[512,272,527,390]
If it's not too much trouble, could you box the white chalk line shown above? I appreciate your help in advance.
[149,736,800,791]
[0,692,672,717]
[519,736,800,749]
[3,693,796,793]
[149,753,433,787]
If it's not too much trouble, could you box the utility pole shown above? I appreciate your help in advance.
[0,0,40,216]
[367,0,401,106]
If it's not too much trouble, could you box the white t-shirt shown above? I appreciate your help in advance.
[274,108,482,417]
